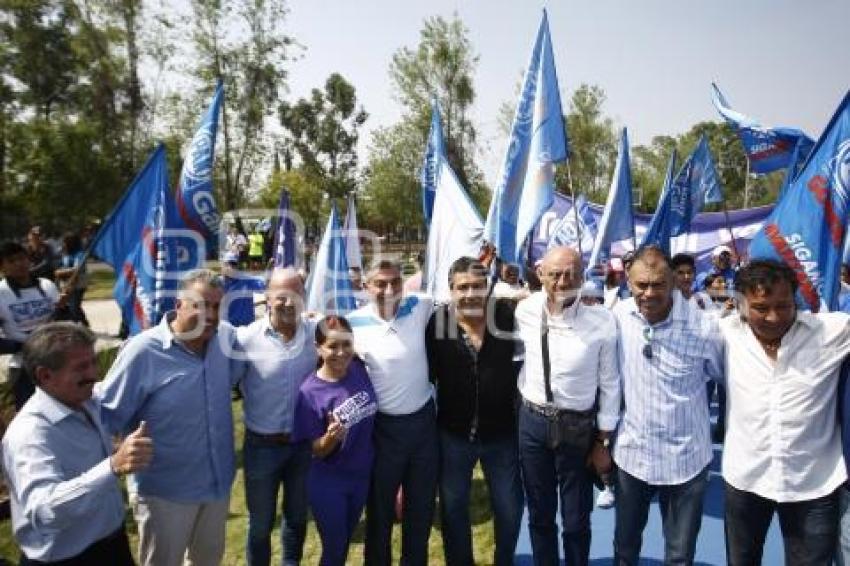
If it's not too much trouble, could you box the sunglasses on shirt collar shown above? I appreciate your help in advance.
[642,326,654,360]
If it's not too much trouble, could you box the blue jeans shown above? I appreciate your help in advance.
[518,403,593,566]
[837,484,850,566]
[365,400,438,566]
[439,430,524,566]
[725,481,838,566]
[243,432,311,566]
[614,466,709,566]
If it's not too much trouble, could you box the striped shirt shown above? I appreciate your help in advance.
[612,292,723,485]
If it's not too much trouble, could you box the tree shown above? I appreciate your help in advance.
[388,13,479,188]
[279,73,367,200]
[258,166,325,235]
[190,0,294,212]
[558,84,617,202]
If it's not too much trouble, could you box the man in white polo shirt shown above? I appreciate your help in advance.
[347,258,436,566]
[720,259,850,565]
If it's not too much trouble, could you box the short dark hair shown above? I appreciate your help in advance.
[0,241,27,263]
[735,259,798,297]
[630,245,672,271]
[447,257,487,288]
[23,322,96,382]
[670,253,695,270]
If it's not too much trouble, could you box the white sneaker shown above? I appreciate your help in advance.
[596,486,615,509]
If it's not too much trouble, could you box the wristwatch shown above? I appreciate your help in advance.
[595,436,611,449]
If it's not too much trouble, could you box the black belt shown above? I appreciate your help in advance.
[522,397,594,420]
[246,428,292,445]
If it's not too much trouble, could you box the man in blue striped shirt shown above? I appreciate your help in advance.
[612,245,723,565]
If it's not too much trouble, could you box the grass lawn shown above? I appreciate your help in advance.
[0,390,500,564]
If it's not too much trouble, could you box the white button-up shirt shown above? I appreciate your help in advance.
[613,293,724,485]
[515,291,621,431]
[719,311,850,502]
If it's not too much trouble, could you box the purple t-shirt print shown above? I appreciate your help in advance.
[293,359,378,476]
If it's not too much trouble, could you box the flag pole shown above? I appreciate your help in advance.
[565,162,583,257]
[722,198,741,262]
[742,159,751,209]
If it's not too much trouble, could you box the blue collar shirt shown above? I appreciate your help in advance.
[96,313,239,502]
[235,315,318,434]
[2,389,124,562]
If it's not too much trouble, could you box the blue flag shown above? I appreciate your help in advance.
[587,127,635,270]
[272,188,296,268]
[667,136,724,237]
[642,150,678,254]
[98,146,179,334]
[176,81,224,255]
[306,203,357,315]
[748,91,850,311]
[711,83,815,175]
[343,192,362,270]
[484,9,567,265]
[91,145,170,267]
[421,97,446,227]
[546,194,597,258]
[777,136,813,203]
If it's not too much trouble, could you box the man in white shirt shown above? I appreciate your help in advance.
[612,245,723,565]
[347,259,437,566]
[4,322,152,564]
[515,246,620,565]
[720,259,850,565]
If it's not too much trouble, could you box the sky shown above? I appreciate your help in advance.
[284,0,849,187]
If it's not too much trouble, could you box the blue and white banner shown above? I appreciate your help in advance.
[425,155,484,301]
[176,81,224,255]
[748,92,850,311]
[711,82,815,175]
[545,193,597,258]
[343,192,362,270]
[484,9,567,265]
[421,97,445,227]
[587,127,635,270]
[306,203,357,315]
[532,192,773,275]
[272,188,296,268]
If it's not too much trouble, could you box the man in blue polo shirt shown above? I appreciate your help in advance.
[348,258,437,566]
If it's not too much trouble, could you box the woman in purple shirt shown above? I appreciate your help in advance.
[293,315,378,566]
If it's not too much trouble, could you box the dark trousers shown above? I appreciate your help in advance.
[518,402,593,566]
[724,482,839,566]
[614,466,709,566]
[438,430,524,566]
[308,468,369,566]
[365,400,438,566]
[20,527,133,565]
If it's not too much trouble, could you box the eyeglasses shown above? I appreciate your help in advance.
[642,326,653,360]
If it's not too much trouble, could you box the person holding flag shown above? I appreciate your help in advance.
[96,269,239,566]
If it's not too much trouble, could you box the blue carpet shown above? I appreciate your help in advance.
[514,431,785,564]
